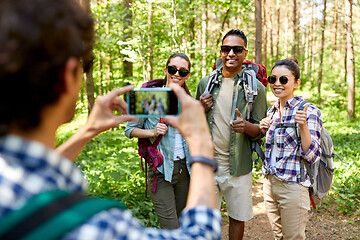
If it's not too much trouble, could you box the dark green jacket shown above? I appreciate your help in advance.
[196,67,267,176]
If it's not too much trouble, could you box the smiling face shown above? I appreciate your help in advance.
[270,66,300,102]
[220,35,248,76]
[165,57,190,87]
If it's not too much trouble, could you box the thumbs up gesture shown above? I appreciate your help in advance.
[232,108,246,133]
[295,103,309,129]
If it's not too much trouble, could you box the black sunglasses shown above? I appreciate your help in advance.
[268,75,289,85]
[167,65,190,77]
[220,45,246,54]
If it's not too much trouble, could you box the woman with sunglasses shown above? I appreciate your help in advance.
[259,58,322,239]
[125,53,192,229]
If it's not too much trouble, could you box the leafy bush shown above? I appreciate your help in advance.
[57,120,159,227]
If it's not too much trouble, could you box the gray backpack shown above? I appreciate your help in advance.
[273,101,346,209]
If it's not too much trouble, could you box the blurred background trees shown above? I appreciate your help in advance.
[77,0,358,118]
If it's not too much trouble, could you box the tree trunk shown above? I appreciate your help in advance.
[215,8,231,49]
[201,0,208,77]
[269,2,274,66]
[304,0,311,75]
[345,0,355,118]
[189,0,195,60]
[147,0,153,81]
[255,0,262,64]
[263,0,267,67]
[317,0,327,99]
[292,0,297,58]
[310,0,315,82]
[284,0,289,57]
[332,0,339,69]
[123,0,133,81]
[104,0,112,87]
[276,0,280,61]
[81,0,95,113]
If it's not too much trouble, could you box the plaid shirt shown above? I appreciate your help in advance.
[0,135,221,239]
[263,97,322,187]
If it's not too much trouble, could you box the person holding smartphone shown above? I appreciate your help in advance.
[125,53,192,229]
[0,0,221,238]
[259,59,322,239]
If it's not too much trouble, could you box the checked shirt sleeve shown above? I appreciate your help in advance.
[64,206,222,240]
[300,105,323,164]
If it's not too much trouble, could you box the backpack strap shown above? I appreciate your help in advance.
[0,190,125,240]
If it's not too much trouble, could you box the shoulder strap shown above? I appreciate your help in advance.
[298,100,310,111]
[0,190,125,240]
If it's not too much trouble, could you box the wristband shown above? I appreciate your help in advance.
[189,155,218,173]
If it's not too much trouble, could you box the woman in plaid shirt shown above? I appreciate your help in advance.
[260,59,322,240]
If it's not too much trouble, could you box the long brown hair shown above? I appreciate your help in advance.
[165,53,191,96]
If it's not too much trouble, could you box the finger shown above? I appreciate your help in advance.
[303,103,310,113]
[203,94,212,100]
[169,83,188,102]
[163,116,177,128]
[236,108,243,120]
[106,85,134,99]
[113,115,138,125]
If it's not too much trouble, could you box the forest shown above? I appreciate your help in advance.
[57,0,359,237]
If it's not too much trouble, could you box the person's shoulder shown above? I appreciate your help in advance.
[256,79,266,91]
[200,74,211,83]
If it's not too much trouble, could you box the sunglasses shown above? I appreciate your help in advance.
[220,45,246,54]
[167,65,190,77]
[267,75,289,85]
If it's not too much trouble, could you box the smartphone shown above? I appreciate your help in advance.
[126,88,180,117]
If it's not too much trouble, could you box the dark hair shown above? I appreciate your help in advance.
[272,58,300,80]
[165,53,191,71]
[222,29,248,47]
[0,0,94,135]
[165,53,191,95]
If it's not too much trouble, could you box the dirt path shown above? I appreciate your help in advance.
[221,178,360,239]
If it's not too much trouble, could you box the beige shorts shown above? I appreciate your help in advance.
[215,164,253,221]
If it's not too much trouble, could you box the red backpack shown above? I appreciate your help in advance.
[212,59,268,87]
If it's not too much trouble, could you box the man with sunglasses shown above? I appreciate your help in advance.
[196,29,267,240]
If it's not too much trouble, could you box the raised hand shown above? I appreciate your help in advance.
[232,109,246,133]
[295,103,309,129]
[86,85,138,135]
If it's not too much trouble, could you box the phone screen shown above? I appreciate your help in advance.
[126,88,179,117]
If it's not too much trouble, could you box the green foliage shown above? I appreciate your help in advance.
[57,120,159,227]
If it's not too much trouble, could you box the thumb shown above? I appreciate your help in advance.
[236,108,243,120]
[163,116,177,128]
[303,103,310,113]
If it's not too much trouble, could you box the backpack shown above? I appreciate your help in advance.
[0,190,125,239]
[207,59,268,163]
[138,130,164,197]
[272,100,345,209]
[138,79,166,196]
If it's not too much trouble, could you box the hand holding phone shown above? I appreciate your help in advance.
[126,88,180,117]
